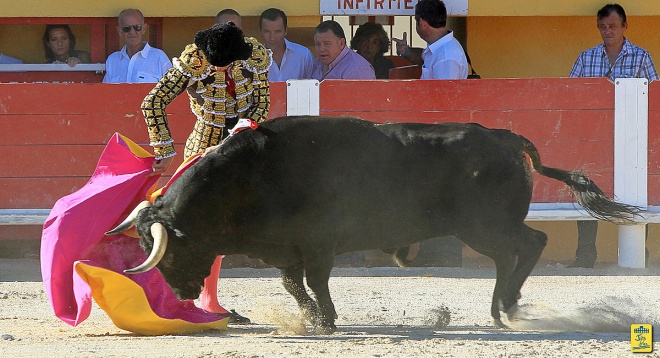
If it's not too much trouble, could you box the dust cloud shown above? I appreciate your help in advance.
[508,296,657,332]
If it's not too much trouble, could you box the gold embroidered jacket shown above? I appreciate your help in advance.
[141,37,272,159]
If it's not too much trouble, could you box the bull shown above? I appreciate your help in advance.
[107,116,637,333]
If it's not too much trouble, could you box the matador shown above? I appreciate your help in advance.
[141,25,272,161]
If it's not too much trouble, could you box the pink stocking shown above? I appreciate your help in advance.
[199,255,228,314]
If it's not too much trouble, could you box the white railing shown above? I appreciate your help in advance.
[0,63,105,72]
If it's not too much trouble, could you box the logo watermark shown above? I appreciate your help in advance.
[631,324,653,353]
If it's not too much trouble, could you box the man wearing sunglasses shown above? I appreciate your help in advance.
[103,8,172,83]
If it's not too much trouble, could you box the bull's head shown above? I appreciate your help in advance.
[105,200,215,300]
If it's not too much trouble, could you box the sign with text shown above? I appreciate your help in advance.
[320,0,468,16]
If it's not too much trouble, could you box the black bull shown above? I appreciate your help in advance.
[107,116,637,333]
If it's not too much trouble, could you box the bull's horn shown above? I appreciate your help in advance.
[124,222,168,274]
[105,200,152,235]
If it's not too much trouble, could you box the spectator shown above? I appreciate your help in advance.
[43,25,91,67]
[568,3,655,268]
[141,22,271,321]
[103,9,172,83]
[570,4,658,82]
[350,22,395,79]
[0,53,22,64]
[216,8,242,29]
[311,20,375,80]
[259,8,314,81]
[392,0,467,79]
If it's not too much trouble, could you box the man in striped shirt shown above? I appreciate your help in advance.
[568,3,655,268]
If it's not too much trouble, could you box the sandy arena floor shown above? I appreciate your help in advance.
[0,258,658,357]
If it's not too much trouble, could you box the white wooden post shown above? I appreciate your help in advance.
[614,78,648,268]
[286,79,320,116]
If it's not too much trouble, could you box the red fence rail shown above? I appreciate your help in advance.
[3,77,652,239]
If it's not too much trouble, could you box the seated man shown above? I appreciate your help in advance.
[311,20,375,80]
[103,8,172,83]
[568,3,655,268]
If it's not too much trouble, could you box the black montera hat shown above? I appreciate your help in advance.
[193,22,252,67]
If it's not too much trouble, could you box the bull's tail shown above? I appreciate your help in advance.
[518,134,640,223]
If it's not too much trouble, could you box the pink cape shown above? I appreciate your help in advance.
[40,133,227,335]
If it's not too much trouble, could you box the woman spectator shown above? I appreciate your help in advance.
[350,22,394,79]
[43,24,91,67]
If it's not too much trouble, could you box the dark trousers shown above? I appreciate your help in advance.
[575,220,649,266]
[575,220,598,265]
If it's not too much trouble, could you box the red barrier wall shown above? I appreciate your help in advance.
[0,82,286,213]
[320,78,616,203]
[0,78,621,240]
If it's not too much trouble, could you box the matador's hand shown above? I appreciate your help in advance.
[148,156,174,177]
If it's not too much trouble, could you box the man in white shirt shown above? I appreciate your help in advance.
[103,9,172,83]
[392,0,467,79]
[259,8,314,81]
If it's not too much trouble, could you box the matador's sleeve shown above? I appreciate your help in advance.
[141,68,188,159]
[242,37,272,123]
[141,44,210,159]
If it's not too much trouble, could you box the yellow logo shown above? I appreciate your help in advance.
[631,324,653,353]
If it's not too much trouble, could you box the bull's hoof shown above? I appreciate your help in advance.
[493,318,510,329]
[301,306,322,324]
[313,324,337,335]
[505,302,520,322]
[227,309,251,324]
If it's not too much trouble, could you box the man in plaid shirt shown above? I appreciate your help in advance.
[568,3,655,268]
[570,3,658,82]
